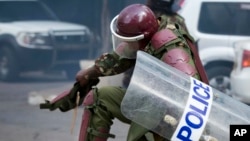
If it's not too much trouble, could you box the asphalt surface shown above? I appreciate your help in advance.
[0,60,130,141]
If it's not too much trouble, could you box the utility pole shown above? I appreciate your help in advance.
[101,0,111,53]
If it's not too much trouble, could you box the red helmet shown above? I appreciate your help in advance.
[110,4,158,59]
[146,0,185,13]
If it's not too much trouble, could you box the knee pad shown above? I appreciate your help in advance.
[78,88,115,141]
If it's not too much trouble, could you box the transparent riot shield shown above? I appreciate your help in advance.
[121,51,250,141]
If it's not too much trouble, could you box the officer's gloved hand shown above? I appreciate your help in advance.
[39,79,99,112]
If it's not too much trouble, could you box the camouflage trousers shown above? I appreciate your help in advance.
[83,86,156,141]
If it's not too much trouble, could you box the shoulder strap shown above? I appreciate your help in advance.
[186,39,209,84]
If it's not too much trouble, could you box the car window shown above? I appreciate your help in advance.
[198,2,250,36]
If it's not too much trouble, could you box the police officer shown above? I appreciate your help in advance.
[40,3,208,141]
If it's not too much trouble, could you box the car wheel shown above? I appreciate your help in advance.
[206,66,232,96]
[0,47,20,81]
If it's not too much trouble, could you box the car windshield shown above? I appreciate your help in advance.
[198,2,250,36]
[0,1,59,22]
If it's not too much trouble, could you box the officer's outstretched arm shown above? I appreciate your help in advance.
[39,78,99,112]
[40,51,133,112]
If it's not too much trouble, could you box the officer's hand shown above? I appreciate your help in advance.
[39,79,99,112]
[76,69,89,87]
[40,82,81,112]
[75,65,101,87]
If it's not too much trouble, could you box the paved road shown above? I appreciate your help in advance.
[0,102,129,141]
[0,69,129,141]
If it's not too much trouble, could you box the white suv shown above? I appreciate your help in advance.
[179,0,250,94]
[0,0,97,81]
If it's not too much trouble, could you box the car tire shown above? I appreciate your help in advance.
[206,66,232,95]
[0,47,20,81]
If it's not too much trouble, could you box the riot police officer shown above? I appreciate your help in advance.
[40,3,208,141]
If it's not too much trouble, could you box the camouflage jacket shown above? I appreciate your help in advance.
[156,13,188,33]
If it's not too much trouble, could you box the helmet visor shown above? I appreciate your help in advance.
[110,15,145,59]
